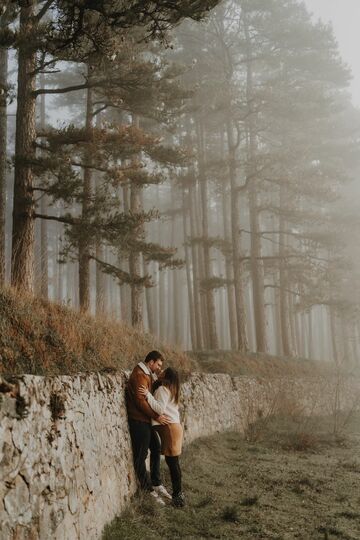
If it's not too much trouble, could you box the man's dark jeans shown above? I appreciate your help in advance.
[128,419,161,491]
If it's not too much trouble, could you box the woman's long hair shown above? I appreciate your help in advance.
[154,367,180,404]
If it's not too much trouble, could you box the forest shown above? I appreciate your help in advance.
[1,0,360,362]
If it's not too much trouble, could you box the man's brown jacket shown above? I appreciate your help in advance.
[126,363,159,423]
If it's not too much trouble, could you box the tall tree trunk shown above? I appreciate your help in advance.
[217,249,226,348]
[95,115,105,315]
[308,309,313,359]
[226,119,248,352]
[57,234,63,302]
[279,189,292,356]
[245,280,255,350]
[182,188,196,349]
[39,77,48,299]
[158,266,166,339]
[294,311,301,357]
[248,178,267,352]
[188,182,203,349]
[95,231,105,315]
[79,83,93,311]
[0,45,7,287]
[129,203,143,327]
[66,261,73,304]
[11,2,36,291]
[194,180,209,348]
[222,167,237,350]
[140,190,155,334]
[340,315,350,364]
[289,293,298,356]
[129,116,143,328]
[151,263,159,336]
[301,312,308,358]
[144,259,155,333]
[245,16,267,353]
[279,280,292,356]
[119,185,130,322]
[157,185,166,339]
[171,217,181,345]
[274,287,282,355]
[196,119,218,349]
[329,306,338,364]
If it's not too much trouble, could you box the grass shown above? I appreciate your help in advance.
[0,286,341,380]
[103,414,360,540]
[221,505,241,523]
[189,349,350,379]
[0,287,195,376]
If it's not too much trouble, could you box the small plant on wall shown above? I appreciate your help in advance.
[49,392,66,422]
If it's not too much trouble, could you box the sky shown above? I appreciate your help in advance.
[303,0,360,107]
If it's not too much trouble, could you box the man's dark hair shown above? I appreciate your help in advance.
[144,350,164,363]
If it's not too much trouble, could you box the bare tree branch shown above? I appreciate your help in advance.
[35,0,56,22]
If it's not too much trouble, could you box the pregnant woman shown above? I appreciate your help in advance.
[139,367,185,507]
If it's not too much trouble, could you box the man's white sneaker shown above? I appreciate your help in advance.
[153,484,172,500]
[150,490,166,505]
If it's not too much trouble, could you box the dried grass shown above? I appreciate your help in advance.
[190,349,342,379]
[0,287,195,376]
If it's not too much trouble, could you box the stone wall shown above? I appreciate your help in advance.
[0,371,359,540]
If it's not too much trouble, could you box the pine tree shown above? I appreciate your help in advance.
[2,0,221,292]
[31,32,190,316]
[170,0,359,355]
[0,3,15,286]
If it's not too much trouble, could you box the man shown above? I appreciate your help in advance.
[126,350,171,503]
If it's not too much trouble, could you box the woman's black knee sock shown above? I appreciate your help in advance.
[165,455,182,496]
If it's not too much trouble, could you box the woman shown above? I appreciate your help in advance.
[139,367,185,507]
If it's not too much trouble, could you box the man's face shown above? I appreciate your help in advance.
[149,358,163,375]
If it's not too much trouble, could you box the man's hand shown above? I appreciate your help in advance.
[157,414,171,425]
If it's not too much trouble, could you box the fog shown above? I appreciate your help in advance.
[1,0,360,364]
[304,0,360,106]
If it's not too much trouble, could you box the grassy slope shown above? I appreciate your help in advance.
[189,350,335,378]
[0,287,346,379]
[0,288,194,376]
[103,415,360,540]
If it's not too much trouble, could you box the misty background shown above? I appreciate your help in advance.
[304,0,360,107]
[1,0,360,363]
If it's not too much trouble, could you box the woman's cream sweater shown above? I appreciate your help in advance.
[145,386,180,425]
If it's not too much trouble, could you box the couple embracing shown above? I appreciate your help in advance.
[126,350,185,507]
